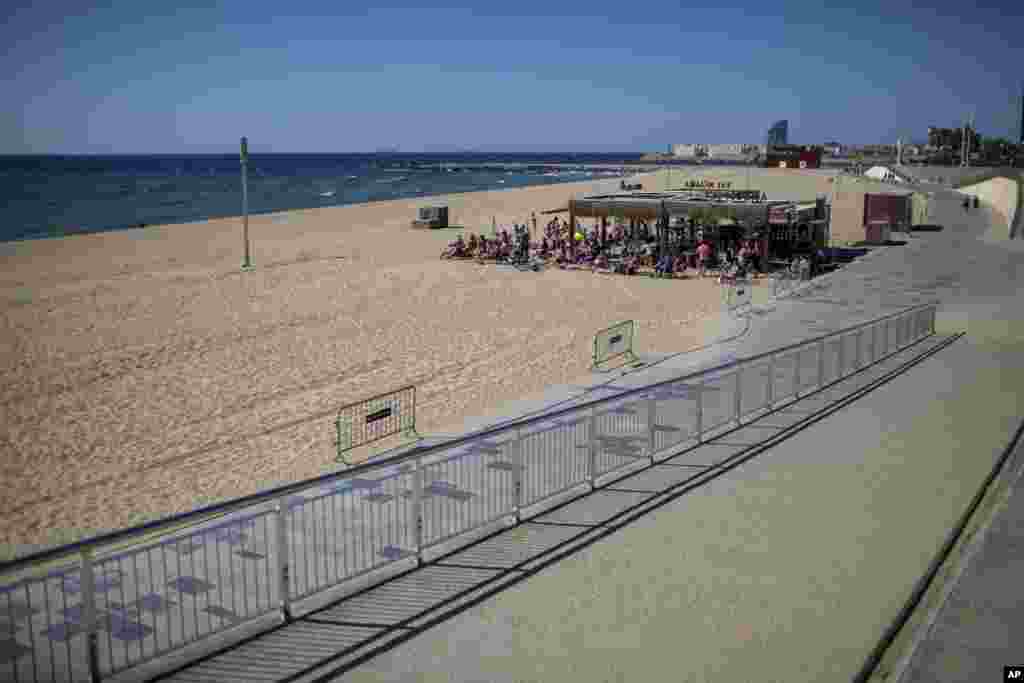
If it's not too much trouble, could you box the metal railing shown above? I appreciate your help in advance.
[0,301,938,682]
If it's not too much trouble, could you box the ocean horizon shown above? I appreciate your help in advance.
[0,153,747,244]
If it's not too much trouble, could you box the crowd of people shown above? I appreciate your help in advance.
[440,223,533,262]
[441,216,780,281]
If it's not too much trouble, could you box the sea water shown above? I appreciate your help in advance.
[0,153,658,243]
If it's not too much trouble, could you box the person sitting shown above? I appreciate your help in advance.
[673,254,687,276]
[449,235,469,257]
[655,252,674,278]
[592,253,610,272]
[467,233,478,256]
[792,256,809,280]
[788,257,801,278]
[745,241,761,273]
[718,260,739,285]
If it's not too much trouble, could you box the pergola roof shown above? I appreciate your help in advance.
[568,192,810,226]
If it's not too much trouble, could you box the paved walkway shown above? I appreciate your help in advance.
[900,431,1024,682]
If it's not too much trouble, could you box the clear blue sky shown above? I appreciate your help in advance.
[3,0,1021,154]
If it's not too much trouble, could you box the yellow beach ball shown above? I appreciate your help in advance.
[574,232,584,242]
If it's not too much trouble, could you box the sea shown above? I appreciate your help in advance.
[0,153,713,244]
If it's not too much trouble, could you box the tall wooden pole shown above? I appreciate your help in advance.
[241,137,252,269]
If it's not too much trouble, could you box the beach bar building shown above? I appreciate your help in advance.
[567,190,823,264]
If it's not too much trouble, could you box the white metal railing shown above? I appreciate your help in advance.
[0,302,938,682]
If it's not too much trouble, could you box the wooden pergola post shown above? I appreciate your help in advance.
[568,202,576,261]
[658,202,668,257]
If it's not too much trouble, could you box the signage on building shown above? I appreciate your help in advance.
[684,180,735,189]
[768,206,795,225]
[680,184,767,202]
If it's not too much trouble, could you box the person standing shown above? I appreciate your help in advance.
[697,239,712,278]
[737,242,750,270]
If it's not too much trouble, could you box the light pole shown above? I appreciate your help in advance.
[240,136,253,269]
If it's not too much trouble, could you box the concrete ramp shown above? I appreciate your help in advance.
[955,175,1022,240]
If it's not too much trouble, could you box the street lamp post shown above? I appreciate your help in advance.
[241,136,253,269]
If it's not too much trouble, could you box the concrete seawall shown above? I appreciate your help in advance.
[955,174,1022,240]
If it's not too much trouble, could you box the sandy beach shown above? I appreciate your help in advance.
[0,166,890,555]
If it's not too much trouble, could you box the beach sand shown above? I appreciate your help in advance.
[0,167,879,555]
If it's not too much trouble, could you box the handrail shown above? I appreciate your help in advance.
[0,299,938,574]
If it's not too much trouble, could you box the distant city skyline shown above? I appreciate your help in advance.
[3,1,1021,154]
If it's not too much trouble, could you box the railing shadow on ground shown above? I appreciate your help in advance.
[0,301,938,683]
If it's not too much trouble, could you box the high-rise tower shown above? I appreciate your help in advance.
[766,120,788,146]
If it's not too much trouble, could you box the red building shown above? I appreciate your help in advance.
[763,145,823,169]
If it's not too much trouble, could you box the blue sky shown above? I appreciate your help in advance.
[3,0,1021,153]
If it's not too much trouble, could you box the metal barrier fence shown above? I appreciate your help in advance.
[592,320,637,369]
[721,275,753,311]
[0,302,938,682]
[335,385,418,464]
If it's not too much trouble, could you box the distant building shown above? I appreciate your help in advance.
[848,144,897,157]
[766,120,788,146]
[671,144,707,158]
[671,143,760,159]
[705,143,744,158]
[763,144,822,169]
[927,126,979,152]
